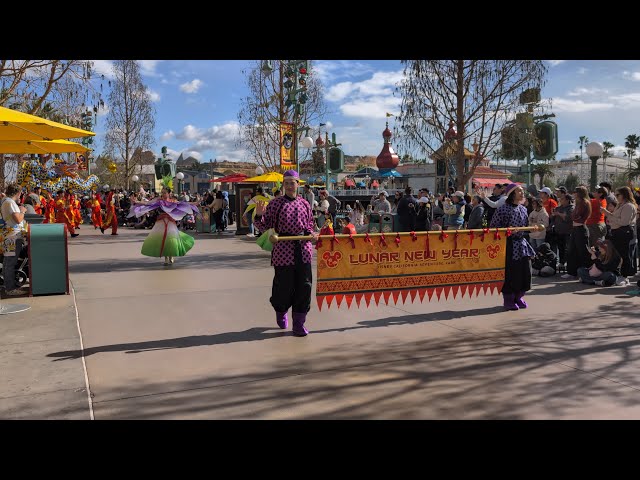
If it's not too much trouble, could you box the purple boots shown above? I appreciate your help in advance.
[514,291,528,309]
[276,311,308,336]
[503,293,519,311]
[503,292,527,310]
[276,311,288,329]
[292,312,309,337]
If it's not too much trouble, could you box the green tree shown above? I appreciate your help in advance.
[563,173,579,193]
[602,141,614,184]
[398,60,547,191]
[532,162,555,189]
[578,136,589,161]
[624,134,640,169]
[625,157,640,182]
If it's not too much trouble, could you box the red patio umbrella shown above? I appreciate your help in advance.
[210,173,248,183]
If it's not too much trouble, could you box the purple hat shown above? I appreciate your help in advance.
[283,170,299,179]
[504,183,520,197]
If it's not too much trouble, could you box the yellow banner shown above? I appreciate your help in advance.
[316,230,507,309]
[280,122,295,170]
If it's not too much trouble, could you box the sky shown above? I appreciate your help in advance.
[88,60,640,165]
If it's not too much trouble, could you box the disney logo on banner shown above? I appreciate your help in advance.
[486,244,501,259]
[322,251,343,268]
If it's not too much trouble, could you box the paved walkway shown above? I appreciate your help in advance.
[2,225,640,419]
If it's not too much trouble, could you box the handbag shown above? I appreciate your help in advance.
[256,228,275,252]
[589,263,603,277]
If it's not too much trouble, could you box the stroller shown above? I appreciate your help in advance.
[0,243,30,288]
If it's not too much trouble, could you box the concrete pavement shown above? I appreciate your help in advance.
[2,224,640,419]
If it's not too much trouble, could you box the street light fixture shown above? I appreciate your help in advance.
[176,171,185,194]
[255,166,264,175]
[585,142,603,191]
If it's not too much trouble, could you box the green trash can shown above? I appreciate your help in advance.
[28,224,69,296]
[367,213,381,233]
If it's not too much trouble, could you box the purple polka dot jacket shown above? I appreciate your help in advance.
[256,195,316,266]
[490,203,536,261]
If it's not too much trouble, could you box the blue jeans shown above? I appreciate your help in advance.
[577,266,616,286]
[3,239,23,291]
[245,212,254,234]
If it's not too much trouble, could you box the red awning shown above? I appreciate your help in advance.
[472,177,511,188]
[210,174,248,183]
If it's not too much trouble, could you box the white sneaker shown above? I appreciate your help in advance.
[246,233,255,237]
[560,274,575,279]
[616,277,629,286]
[594,280,605,287]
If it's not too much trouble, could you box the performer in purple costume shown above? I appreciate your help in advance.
[490,183,537,310]
[254,170,318,336]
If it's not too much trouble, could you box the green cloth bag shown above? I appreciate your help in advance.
[256,228,275,252]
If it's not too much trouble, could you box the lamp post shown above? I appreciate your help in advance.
[585,142,603,191]
[176,171,184,194]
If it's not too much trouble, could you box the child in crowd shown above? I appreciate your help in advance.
[531,242,557,277]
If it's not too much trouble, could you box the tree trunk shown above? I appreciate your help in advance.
[455,60,466,191]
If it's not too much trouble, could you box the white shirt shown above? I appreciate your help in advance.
[1,197,21,228]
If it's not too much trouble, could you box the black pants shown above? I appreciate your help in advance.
[556,233,569,266]
[270,242,312,314]
[612,226,636,277]
[566,225,590,276]
[502,238,531,294]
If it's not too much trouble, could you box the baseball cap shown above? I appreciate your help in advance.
[379,191,389,197]
[418,196,429,203]
[540,187,553,196]
[555,186,567,193]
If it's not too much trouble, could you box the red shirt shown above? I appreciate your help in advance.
[586,198,606,224]
[341,223,357,235]
[543,198,557,216]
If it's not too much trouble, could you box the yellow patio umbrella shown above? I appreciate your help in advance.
[244,171,305,184]
[0,139,90,154]
[0,105,95,141]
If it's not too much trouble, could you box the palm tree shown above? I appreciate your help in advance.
[625,157,640,182]
[532,162,555,189]
[578,136,589,161]
[625,134,640,169]
[602,141,614,183]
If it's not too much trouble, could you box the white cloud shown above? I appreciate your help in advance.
[91,60,115,79]
[180,79,204,94]
[184,150,203,161]
[547,60,566,67]
[340,96,402,119]
[163,122,245,161]
[175,125,203,141]
[552,98,613,113]
[96,104,110,117]
[609,92,640,104]
[577,67,588,75]
[146,89,160,102]
[313,60,376,83]
[160,130,175,141]
[567,87,609,97]
[326,70,403,103]
[138,60,162,77]
[623,71,640,81]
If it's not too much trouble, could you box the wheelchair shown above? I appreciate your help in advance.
[0,243,30,288]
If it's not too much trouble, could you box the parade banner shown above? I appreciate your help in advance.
[315,230,507,309]
[280,122,296,171]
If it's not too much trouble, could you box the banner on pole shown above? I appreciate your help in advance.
[280,122,296,171]
[315,231,507,309]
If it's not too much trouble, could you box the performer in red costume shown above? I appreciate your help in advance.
[101,190,118,235]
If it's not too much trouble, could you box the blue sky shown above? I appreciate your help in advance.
[89,60,640,164]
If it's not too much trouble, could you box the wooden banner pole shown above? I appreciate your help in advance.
[271,225,546,243]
